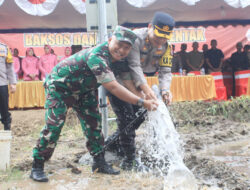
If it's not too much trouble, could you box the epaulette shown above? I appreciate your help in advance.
[0,42,8,49]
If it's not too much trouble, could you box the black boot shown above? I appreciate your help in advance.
[30,159,48,182]
[92,153,120,175]
[119,140,138,171]
[120,145,146,172]
[4,123,11,130]
[120,157,138,171]
[120,157,146,172]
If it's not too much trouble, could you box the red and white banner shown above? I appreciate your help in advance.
[14,0,86,16]
[15,0,59,16]
[0,25,249,58]
[69,0,86,14]
[171,25,250,58]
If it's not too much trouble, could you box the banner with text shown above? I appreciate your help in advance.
[0,32,97,58]
[0,25,249,58]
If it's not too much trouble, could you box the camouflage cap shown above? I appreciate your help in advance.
[113,25,137,45]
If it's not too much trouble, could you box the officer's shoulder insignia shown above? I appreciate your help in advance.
[0,43,8,57]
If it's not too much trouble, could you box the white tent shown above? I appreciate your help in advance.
[0,0,249,31]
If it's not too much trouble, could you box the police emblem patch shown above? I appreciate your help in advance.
[163,25,169,31]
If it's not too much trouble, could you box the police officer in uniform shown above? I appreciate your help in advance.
[0,42,16,130]
[30,26,158,182]
[106,12,175,170]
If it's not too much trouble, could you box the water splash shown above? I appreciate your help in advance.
[138,85,198,190]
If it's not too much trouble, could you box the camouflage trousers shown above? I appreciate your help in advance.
[33,89,104,161]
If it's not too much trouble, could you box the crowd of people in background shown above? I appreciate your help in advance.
[10,45,74,81]
[171,40,250,75]
[9,40,250,82]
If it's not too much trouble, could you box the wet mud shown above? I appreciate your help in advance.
[0,98,249,190]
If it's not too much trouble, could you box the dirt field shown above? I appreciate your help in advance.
[0,97,249,190]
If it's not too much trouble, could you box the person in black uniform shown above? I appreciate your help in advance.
[106,12,175,171]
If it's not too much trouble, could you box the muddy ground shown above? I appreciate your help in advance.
[0,97,249,190]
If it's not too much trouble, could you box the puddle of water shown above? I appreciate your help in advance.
[200,139,250,177]
[1,168,89,190]
[0,167,224,190]
[0,167,167,190]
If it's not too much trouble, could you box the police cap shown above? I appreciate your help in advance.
[152,12,175,39]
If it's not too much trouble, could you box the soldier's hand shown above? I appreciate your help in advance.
[144,99,159,111]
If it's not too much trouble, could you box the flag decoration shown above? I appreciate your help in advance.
[14,0,60,16]
[68,0,86,14]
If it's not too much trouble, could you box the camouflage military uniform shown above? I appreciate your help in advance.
[33,42,118,161]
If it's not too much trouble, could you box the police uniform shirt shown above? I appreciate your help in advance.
[0,42,16,86]
[127,28,172,91]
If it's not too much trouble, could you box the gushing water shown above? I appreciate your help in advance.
[138,85,198,190]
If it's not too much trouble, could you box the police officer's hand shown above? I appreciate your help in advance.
[145,88,158,101]
[10,84,16,93]
[162,91,172,105]
[123,80,145,99]
[136,90,145,99]
[143,99,159,111]
[140,84,157,101]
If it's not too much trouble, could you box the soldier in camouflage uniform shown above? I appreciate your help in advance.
[106,12,175,171]
[30,26,159,182]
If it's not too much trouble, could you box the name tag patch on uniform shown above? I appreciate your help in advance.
[0,44,7,57]
[159,46,172,67]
